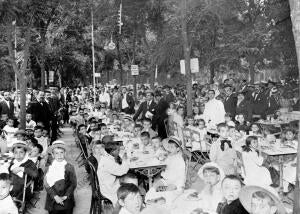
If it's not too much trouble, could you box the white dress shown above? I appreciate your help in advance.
[242,149,272,187]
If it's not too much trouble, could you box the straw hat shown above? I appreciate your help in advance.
[197,162,225,181]
[11,140,30,151]
[14,129,26,137]
[123,115,133,122]
[167,136,182,148]
[50,140,67,152]
[239,186,286,214]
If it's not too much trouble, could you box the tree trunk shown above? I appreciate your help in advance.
[40,33,46,90]
[116,35,123,85]
[181,0,192,117]
[210,63,215,84]
[248,56,255,84]
[288,0,300,213]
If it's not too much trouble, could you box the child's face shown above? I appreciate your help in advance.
[143,121,151,130]
[219,127,229,139]
[167,143,179,155]
[1,114,8,121]
[34,129,42,138]
[101,126,109,135]
[52,148,66,162]
[26,114,32,121]
[13,147,26,162]
[203,170,220,186]
[198,121,205,129]
[0,180,12,200]
[237,115,245,123]
[42,130,48,137]
[251,139,258,149]
[225,116,231,122]
[251,124,259,133]
[7,120,14,127]
[251,196,277,214]
[152,138,161,147]
[79,127,87,135]
[134,127,142,136]
[141,136,150,146]
[285,131,294,141]
[120,193,142,214]
[188,119,194,126]
[222,178,242,203]
[29,147,40,158]
[229,128,236,136]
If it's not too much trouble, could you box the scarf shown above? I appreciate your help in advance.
[11,156,29,178]
[46,160,67,187]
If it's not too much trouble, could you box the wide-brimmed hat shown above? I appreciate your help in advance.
[239,186,286,214]
[197,162,225,181]
[123,115,133,122]
[11,140,30,151]
[14,129,26,137]
[167,136,182,148]
[50,140,67,152]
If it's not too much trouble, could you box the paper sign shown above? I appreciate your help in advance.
[180,58,199,75]
[131,65,139,75]
[95,73,101,77]
[49,70,54,82]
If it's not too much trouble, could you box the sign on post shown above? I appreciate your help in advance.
[49,70,54,83]
[131,65,139,76]
[95,73,101,77]
[180,58,199,75]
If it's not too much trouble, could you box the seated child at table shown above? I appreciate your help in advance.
[98,142,130,205]
[113,183,143,214]
[140,132,154,153]
[241,136,272,187]
[8,141,38,199]
[235,114,249,134]
[133,124,143,138]
[34,126,48,157]
[197,162,225,212]
[142,118,157,139]
[249,123,262,137]
[209,123,238,175]
[25,113,36,130]
[191,119,208,151]
[99,123,110,139]
[154,136,186,192]
[0,173,18,214]
[152,136,167,158]
[121,115,135,133]
[3,118,18,147]
[239,186,286,214]
[216,175,249,214]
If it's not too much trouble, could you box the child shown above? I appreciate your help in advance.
[8,141,38,199]
[28,143,43,164]
[249,123,262,137]
[156,136,185,191]
[113,183,143,214]
[197,162,225,212]
[217,175,248,214]
[239,186,286,214]
[25,113,36,130]
[0,113,8,129]
[209,123,238,175]
[133,124,143,138]
[139,132,153,153]
[0,173,18,214]
[224,113,235,127]
[141,118,157,139]
[241,136,272,187]
[235,114,249,134]
[121,115,135,133]
[98,142,130,205]
[3,118,18,147]
[44,140,77,214]
[34,126,48,156]
[191,119,208,152]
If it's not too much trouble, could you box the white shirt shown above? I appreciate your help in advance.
[26,120,36,130]
[35,136,48,156]
[0,195,18,214]
[203,98,225,128]
[98,154,129,205]
[122,93,129,109]
[99,92,110,105]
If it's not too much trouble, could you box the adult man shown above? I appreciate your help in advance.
[98,87,111,107]
[163,85,175,104]
[121,87,135,114]
[27,91,51,130]
[45,90,60,142]
[152,91,169,139]
[203,89,226,129]
[223,85,237,118]
[0,92,14,118]
[133,90,157,121]
[251,83,268,119]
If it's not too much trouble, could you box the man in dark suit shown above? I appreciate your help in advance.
[223,85,237,118]
[121,87,135,114]
[0,92,14,118]
[163,85,175,104]
[152,91,169,139]
[133,90,157,121]
[27,91,52,130]
[250,83,268,119]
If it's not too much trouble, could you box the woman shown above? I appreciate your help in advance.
[44,140,77,214]
[9,140,38,199]
[235,92,252,121]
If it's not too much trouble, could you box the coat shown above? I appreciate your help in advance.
[251,91,268,118]
[122,93,135,114]
[236,99,252,121]
[27,101,52,128]
[0,100,14,118]
[217,199,249,214]
[44,163,77,211]
[133,100,157,121]
[223,93,237,117]
[152,98,169,139]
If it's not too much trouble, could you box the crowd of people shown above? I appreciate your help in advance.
[0,77,298,214]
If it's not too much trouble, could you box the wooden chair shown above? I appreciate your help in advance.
[182,149,192,188]
[236,151,246,179]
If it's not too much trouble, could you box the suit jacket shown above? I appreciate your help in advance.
[236,99,252,121]
[133,99,157,121]
[223,93,237,117]
[266,95,280,115]
[0,100,14,118]
[27,100,52,128]
[122,93,135,114]
[250,91,268,117]
[44,163,77,211]
[152,98,169,139]
[217,199,249,214]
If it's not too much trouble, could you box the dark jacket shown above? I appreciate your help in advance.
[266,95,280,115]
[251,91,268,118]
[236,99,252,121]
[8,159,38,198]
[152,98,169,139]
[122,93,135,114]
[133,100,157,121]
[0,100,14,118]
[223,93,237,117]
[217,199,249,214]
[27,100,52,128]
[44,163,77,211]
